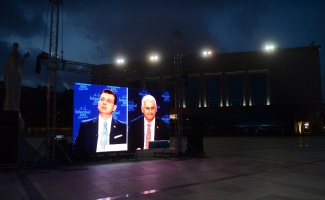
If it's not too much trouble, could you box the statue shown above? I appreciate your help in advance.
[3,42,30,132]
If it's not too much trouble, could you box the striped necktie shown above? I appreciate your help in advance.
[145,124,151,149]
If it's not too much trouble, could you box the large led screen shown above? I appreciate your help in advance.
[73,82,170,155]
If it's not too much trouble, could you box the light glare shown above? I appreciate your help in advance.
[265,45,274,50]
[116,58,125,65]
[149,53,159,62]
[202,50,212,57]
[264,43,276,52]
[150,55,159,61]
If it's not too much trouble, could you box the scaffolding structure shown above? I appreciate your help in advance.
[173,31,184,155]
[40,0,95,165]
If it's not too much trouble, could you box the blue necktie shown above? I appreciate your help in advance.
[101,122,108,148]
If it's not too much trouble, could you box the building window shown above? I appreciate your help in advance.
[185,76,200,108]
[250,73,267,106]
[205,75,221,107]
[228,74,243,106]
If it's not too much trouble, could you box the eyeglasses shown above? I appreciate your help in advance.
[99,98,114,104]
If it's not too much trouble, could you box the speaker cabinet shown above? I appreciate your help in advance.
[0,111,18,167]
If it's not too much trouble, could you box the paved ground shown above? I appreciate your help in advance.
[1,135,325,200]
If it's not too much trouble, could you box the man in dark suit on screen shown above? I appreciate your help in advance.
[74,89,126,155]
[128,94,169,151]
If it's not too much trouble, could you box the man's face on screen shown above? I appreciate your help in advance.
[98,93,117,115]
[141,100,157,123]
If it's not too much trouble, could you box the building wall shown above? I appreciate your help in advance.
[92,46,322,135]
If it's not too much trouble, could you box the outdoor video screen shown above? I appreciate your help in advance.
[72,82,170,154]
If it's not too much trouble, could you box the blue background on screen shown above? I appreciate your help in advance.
[72,83,127,145]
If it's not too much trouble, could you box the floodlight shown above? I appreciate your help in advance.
[265,45,274,50]
[202,50,212,57]
[116,57,125,65]
[263,43,276,52]
[148,53,159,62]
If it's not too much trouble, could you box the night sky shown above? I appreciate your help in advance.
[1,0,325,97]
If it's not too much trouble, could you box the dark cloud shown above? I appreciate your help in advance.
[0,0,325,93]
[61,1,228,61]
[0,0,46,39]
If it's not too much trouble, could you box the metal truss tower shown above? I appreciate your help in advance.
[173,31,183,155]
[41,0,95,164]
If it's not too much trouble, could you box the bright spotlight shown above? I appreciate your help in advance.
[149,53,159,62]
[202,50,212,57]
[150,55,159,61]
[116,57,125,65]
[265,45,274,50]
[264,43,276,52]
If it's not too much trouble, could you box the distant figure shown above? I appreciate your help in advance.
[3,42,30,131]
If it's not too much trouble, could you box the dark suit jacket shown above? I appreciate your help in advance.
[128,116,169,151]
[74,117,126,155]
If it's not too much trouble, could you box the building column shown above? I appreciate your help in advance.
[221,72,227,107]
[243,71,250,106]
